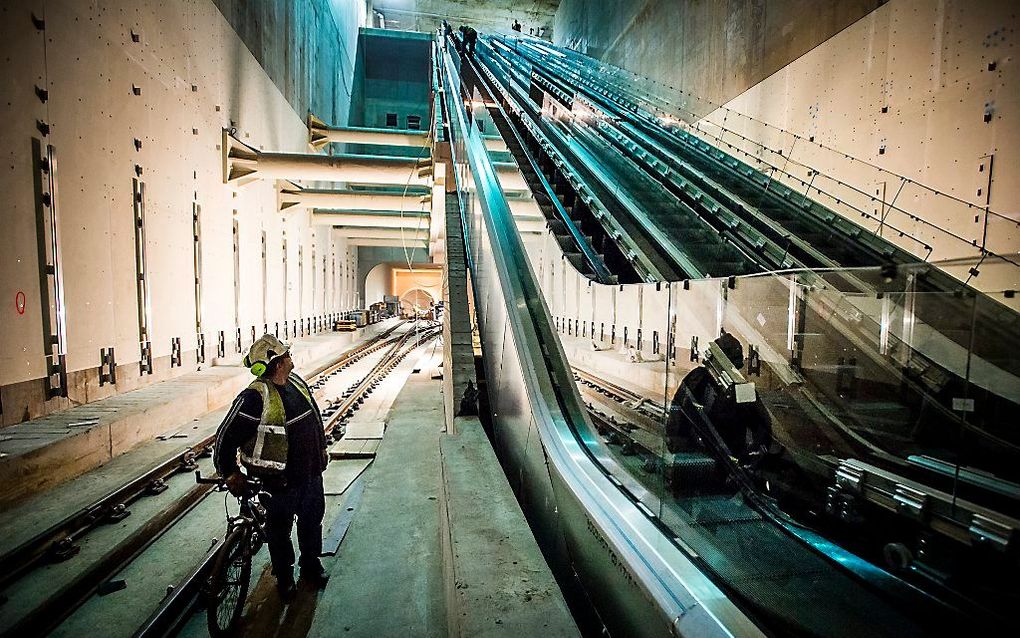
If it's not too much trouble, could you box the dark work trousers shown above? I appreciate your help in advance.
[264,473,325,578]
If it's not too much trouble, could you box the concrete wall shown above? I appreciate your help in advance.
[357,244,432,307]
[553,0,882,112]
[0,0,365,425]
[213,0,366,126]
[349,29,433,129]
[554,0,1019,294]
[697,0,1019,293]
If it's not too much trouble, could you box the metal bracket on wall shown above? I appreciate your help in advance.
[747,345,761,377]
[217,331,225,358]
[99,347,117,386]
[170,337,181,367]
[34,141,68,398]
[235,327,242,354]
[192,202,204,358]
[132,178,154,375]
[139,340,153,375]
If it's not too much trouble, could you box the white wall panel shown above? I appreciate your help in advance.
[0,0,48,383]
[700,0,1019,292]
[1,0,362,392]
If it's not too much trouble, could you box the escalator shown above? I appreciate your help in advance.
[438,33,1017,637]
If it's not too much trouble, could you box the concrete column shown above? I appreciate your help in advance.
[441,140,478,433]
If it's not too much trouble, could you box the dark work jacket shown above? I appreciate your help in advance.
[666,367,772,457]
[213,374,327,490]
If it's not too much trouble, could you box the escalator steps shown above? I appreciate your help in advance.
[665,452,719,494]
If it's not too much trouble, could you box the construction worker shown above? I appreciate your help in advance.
[213,334,330,599]
[666,333,772,459]
[459,24,478,56]
[512,19,522,32]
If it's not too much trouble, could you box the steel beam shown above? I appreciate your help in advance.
[346,237,429,248]
[310,210,430,229]
[334,226,429,240]
[308,113,429,150]
[223,130,431,186]
[278,185,429,212]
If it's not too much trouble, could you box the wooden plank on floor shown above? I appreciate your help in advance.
[329,438,381,459]
[322,458,372,496]
[343,419,385,440]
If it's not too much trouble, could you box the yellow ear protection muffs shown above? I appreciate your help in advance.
[246,336,288,377]
[244,353,268,377]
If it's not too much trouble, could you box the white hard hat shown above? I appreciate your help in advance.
[244,334,291,375]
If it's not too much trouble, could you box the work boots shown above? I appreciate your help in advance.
[300,568,330,589]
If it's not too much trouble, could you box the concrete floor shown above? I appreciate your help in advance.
[3,329,577,636]
[308,366,450,636]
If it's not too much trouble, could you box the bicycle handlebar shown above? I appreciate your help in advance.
[194,470,224,485]
[194,470,262,491]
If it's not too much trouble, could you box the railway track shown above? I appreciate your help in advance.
[0,320,439,638]
[133,321,440,638]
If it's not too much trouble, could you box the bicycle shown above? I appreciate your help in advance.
[195,471,267,638]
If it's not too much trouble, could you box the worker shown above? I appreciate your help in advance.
[512,19,522,32]
[213,334,330,599]
[459,24,478,56]
[665,332,772,460]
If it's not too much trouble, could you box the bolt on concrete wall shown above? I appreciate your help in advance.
[0,0,365,425]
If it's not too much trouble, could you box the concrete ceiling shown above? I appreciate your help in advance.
[372,0,560,37]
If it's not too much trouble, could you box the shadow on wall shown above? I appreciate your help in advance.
[552,0,883,112]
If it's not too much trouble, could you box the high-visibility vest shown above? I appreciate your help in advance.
[239,374,315,474]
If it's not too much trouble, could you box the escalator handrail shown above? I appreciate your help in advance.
[438,36,763,638]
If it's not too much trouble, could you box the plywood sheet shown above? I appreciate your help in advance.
[322,457,372,496]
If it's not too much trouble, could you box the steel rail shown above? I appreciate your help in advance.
[572,366,665,421]
[1,482,212,638]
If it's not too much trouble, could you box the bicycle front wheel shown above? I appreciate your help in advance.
[205,526,253,637]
